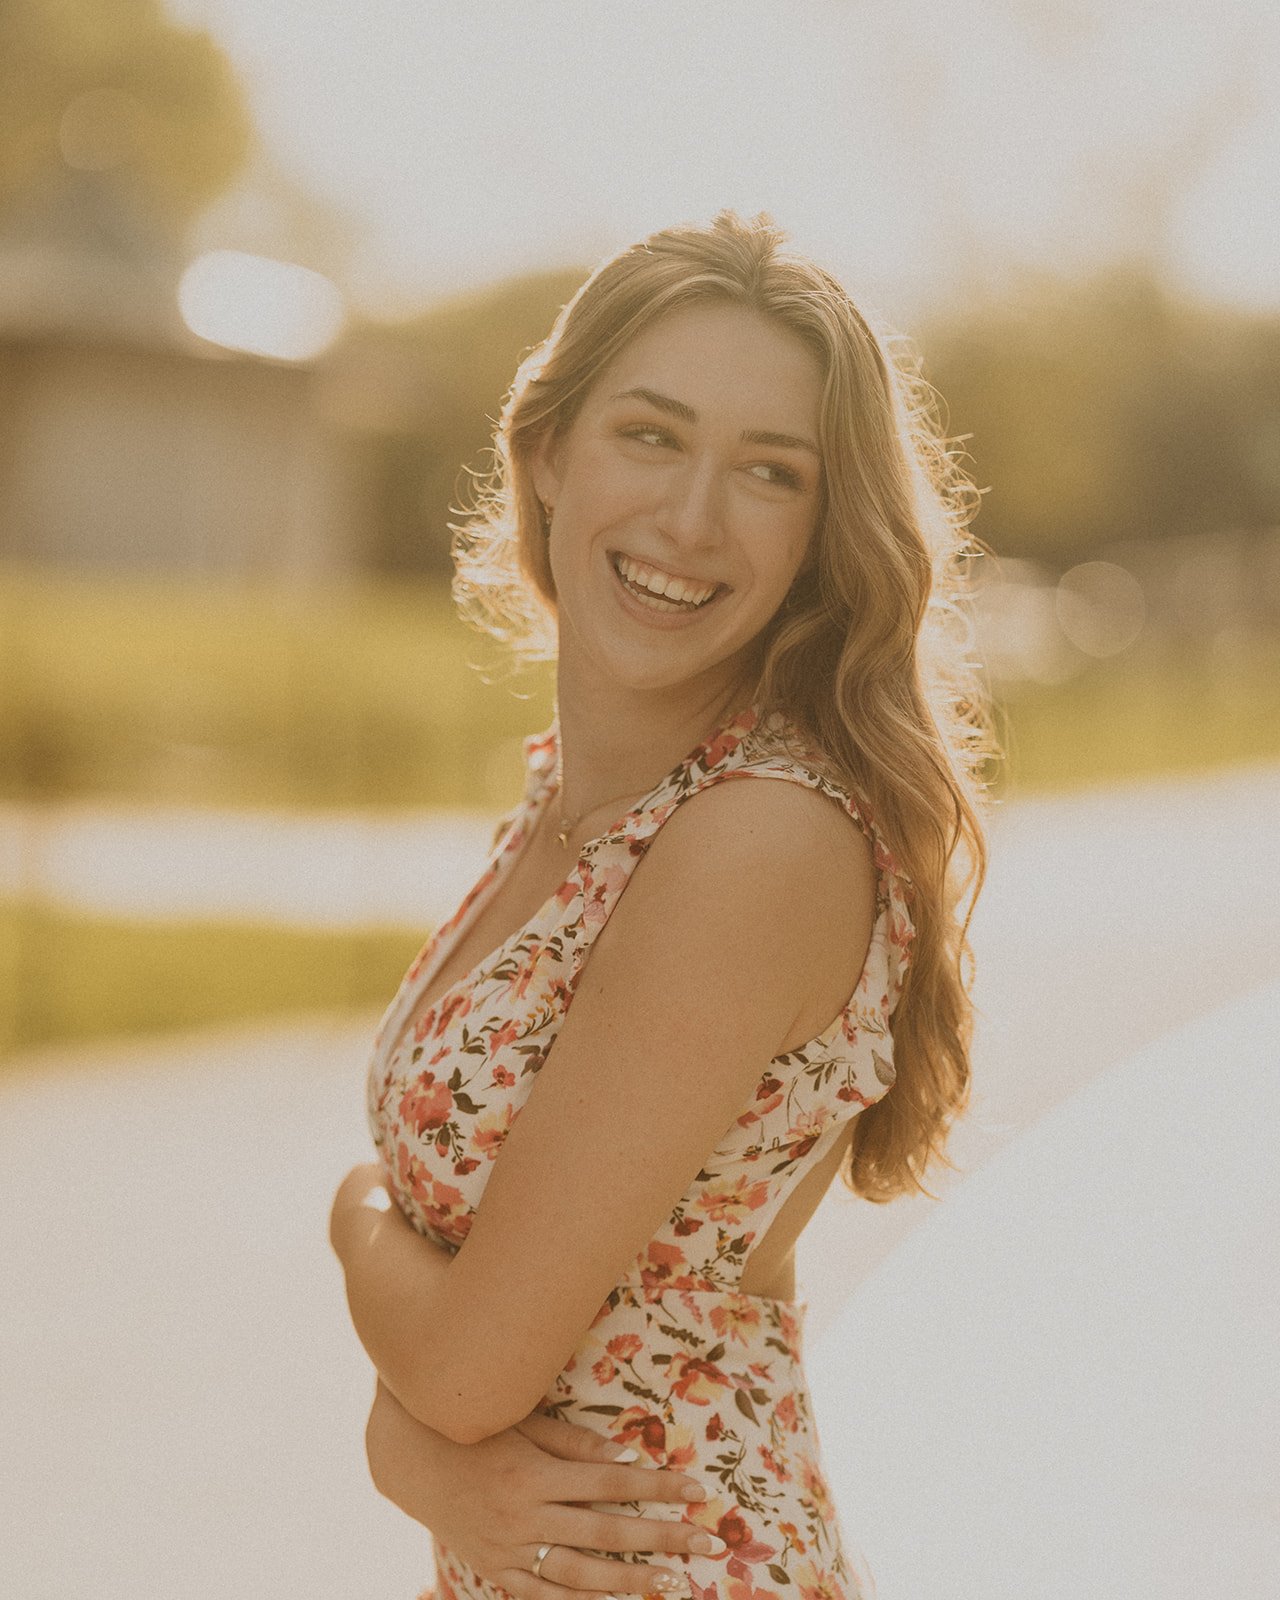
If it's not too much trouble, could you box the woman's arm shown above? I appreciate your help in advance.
[334,776,875,1447]
[329,1162,451,1418]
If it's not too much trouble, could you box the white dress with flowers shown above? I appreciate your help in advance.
[364,702,916,1600]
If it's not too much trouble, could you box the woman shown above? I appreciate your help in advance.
[329,210,995,1600]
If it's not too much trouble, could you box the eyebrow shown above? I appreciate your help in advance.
[609,386,821,457]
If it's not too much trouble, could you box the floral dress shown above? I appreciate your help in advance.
[364,701,916,1600]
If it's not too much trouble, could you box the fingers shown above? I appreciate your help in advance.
[512,1416,706,1509]
[540,1505,725,1563]
[501,1541,694,1600]
[515,1413,634,1463]
[550,1461,709,1510]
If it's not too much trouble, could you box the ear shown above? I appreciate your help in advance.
[529,427,564,513]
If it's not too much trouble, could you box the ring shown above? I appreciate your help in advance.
[532,1543,555,1579]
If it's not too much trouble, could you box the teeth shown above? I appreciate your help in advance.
[616,554,718,607]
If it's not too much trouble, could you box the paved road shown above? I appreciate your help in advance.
[2,762,1278,1600]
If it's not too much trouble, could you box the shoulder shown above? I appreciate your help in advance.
[659,763,875,893]
[590,765,877,1018]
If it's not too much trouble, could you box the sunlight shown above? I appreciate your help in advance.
[178,249,345,361]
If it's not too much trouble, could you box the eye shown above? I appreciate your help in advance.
[749,462,803,490]
[621,424,676,448]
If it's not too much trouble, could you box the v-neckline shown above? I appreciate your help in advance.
[384,699,761,1056]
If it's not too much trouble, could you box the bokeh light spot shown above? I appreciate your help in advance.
[178,250,345,361]
[1055,561,1146,659]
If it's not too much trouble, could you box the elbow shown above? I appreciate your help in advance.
[405,1356,545,1445]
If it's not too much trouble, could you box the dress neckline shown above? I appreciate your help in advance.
[384,698,763,1050]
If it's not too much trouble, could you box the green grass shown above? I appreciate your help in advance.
[0,561,555,809]
[0,901,426,1059]
[995,627,1280,795]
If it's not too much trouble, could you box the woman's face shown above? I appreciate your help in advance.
[532,299,825,698]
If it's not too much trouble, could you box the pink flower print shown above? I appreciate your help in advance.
[662,1419,697,1471]
[774,1393,801,1434]
[412,1006,438,1043]
[582,862,630,933]
[422,1177,470,1242]
[787,1106,835,1161]
[740,1072,785,1126]
[668,1351,732,1405]
[677,1288,708,1325]
[434,992,472,1037]
[709,1300,764,1346]
[777,1520,806,1555]
[398,1074,453,1136]
[715,1507,777,1570]
[758,1443,791,1484]
[695,1176,770,1223]
[794,1562,843,1600]
[592,1353,617,1384]
[453,1156,481,1176]
[490,1064,516,1088]
[395,1141,433,1207]
[487,1018,521,1052]
[613,1405,668,1463]
[836,1083,871,1106]
[798,1458,835,1522]
[727,1582,784,1600]
[888,910,914,958]
[473,1102,515,1158]
[703,723,747,769]
[606,1333,643,1360]
[639,1239,688,1289]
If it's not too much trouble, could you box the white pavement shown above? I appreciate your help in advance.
[1,763,1278,1599]
[808,978,1280,1600]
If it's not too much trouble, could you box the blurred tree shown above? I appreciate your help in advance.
[345,268,587,576]
[921,269,1280,561]
[0,0,252,231]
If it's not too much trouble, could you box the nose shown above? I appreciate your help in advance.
[654,456,726,555]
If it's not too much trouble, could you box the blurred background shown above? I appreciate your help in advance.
[1,3,1277,1598]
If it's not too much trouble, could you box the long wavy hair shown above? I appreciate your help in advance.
[451,210,999,1204]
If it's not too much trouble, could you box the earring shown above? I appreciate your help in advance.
[541,501,554,533]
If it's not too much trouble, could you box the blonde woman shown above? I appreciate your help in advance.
[330,211,995,1600]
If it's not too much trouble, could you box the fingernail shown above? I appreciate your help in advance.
[681,1480,708,1501]
[688,1532,727,1555]
[612,1445,640,1462]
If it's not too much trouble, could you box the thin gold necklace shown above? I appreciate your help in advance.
[550,759,650,850]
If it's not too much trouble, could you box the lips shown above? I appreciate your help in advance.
[608,550,729,602]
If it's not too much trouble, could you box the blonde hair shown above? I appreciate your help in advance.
[451,211,999,1203]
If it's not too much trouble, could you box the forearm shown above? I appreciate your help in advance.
[330,1168,456,1428]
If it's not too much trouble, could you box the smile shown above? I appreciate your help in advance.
[608,551,728,614]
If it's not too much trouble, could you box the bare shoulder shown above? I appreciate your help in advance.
[586,768,878,1033]
[657,766,877,917]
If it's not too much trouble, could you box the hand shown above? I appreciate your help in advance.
[329,1161,393,1262]
[365,1378,717,1599]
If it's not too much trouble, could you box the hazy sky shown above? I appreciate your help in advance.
[166,0,1279,323]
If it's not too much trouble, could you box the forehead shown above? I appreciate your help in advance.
[585,300,824,432]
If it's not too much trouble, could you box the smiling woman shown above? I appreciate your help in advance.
[329,210,998,1600]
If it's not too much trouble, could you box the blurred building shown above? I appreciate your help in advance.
[0,172,355,581]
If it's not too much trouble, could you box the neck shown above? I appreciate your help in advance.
[549,650,760,833]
